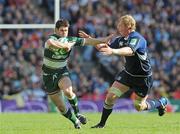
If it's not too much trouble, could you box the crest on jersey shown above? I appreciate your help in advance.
[118,41,123,47]
[130,38,138,46]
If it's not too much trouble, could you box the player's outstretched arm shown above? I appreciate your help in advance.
[83,34,114,46]
[79,30,114,41]
[83,38,107,46]
[79,30,114,47]
[79,30,113,50]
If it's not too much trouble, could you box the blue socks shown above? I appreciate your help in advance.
[145,99,161,110]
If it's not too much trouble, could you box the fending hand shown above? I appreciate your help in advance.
[95,43,108,50]
[104,34,114,43]
[78,30,91,38]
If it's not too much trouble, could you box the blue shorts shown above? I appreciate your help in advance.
[115,70,153,98]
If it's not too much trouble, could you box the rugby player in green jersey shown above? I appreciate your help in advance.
[42,19,111,129]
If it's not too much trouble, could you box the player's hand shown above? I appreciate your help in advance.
[103,34,114,44]
[64,45,71,52]
[64,42,74,52]
[99,45,113,55]
[79,30,91,38]
[95,43,108,51]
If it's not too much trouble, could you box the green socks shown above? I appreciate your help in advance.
[62,108,78,124]
[68,95,79,116]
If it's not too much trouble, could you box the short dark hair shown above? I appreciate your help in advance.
[55,19,69,29]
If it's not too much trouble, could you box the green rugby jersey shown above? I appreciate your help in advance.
[42,34,85,71]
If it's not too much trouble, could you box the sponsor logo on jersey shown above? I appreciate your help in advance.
[130,38,138,46]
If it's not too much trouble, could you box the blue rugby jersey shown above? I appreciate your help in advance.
[110,31,152,77]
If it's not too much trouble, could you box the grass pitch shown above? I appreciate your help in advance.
[0,113,179,134]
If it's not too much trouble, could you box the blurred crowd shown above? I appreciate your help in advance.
[0,0,179,102]
[0,0,53,24]
[0,29,50,101]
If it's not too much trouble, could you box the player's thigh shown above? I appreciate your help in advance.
[58,76,73,92]
[112,81,129,93]
[42,73,60,95]
[112,70,131,96]
[107,81,130,100]
[49,91,66,111]
[133,76,153,97]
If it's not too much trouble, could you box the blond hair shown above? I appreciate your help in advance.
[119,15,136,30]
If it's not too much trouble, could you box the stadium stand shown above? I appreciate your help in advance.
[0,0,53,24]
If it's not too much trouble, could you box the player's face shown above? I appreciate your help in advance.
[56,26,69,37]
[117,21,129,37]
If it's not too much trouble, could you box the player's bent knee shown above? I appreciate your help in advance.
[108,87,122,98]
[106,93,117,105]
[63,88,74,98]
[134,100,145,111]
[104,97,114,109]
[105,97,114,106]
[134,101,147,111]
[64,92,71,98]
[134,104,141,111]
[104,88,121,108]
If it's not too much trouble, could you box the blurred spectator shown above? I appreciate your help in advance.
[0,0,53,24]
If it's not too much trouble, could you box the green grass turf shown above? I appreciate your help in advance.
[0,113,180,134]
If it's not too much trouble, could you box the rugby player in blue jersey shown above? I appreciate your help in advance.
[79,15,168,128]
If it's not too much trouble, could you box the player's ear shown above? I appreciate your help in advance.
[55,28,58,33]
[128,27,132,32]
